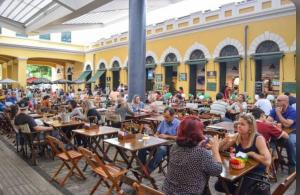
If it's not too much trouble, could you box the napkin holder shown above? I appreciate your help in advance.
[84,123,98,130]
[118,130,135,140]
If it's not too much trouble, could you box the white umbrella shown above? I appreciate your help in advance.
[0,78,17,88]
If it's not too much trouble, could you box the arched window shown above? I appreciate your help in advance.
[190,49,205,60]
[220,45,239,57]
[56,68,61,74]
[146,56,155,64]
[256,40,280,53]
[165,53,177,62]
[112,61,120,68]
[67,67,72,75]
[86,64,92,71]
[99,62,106,70]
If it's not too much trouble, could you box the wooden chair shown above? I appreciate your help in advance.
[132,182,164,195]
[46,135,86,186]
[272,172,296,195]
[17,124,46,165]
[78,147,128,195]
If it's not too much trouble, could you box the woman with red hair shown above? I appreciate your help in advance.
[162,116,222,195]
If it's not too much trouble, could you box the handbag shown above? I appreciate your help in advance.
[245,172,271,195]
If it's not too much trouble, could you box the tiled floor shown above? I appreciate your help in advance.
[0,134,296,195]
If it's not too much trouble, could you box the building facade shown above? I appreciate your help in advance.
[0,0,296,101]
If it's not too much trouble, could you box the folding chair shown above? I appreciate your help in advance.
[132,182,164,195]
[272,172,296,195]
[17,124,46,165]
[46,135,86,186]
[78,147,128,195]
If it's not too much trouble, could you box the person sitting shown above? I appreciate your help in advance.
[82,100,101,124]
[114,97,134,123]
[131,95,145,112]
[68,100,84,120]
[138,107,180,174]
[6,92,17,105]
[14,99,56,139]
[229,94,248,113]
[41,95,51,112]
[215,113,271,194]
[162,116,222,195]
[267,95,296,174]
[210,92,231,121]
[253,93,272,116]
[252,107,289,143]
[145,93,158,113]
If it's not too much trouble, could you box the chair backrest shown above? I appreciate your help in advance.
[46,135,66,156]
[17,123,31,134]
[272,172,296,195]
[132,182,165,195]
[78,147,113,179]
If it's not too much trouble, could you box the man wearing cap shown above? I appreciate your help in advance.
[267,95,296,173]
[14,99,54,136]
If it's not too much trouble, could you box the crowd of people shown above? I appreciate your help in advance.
[0,83,296,195]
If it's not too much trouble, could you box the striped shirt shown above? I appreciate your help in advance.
[210,100,229,118]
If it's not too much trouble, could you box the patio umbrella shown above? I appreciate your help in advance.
[27,77,38,84]
[32,78,52,84]
[53,79,73,84]
[0,78,18,88]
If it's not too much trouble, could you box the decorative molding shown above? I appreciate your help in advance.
[17,57,28,60]
[183,42,211,61]
[213,38,244,58]
[160,47,182,63]
[146,50,159,63]
[97,59,108,69]
[248,31,290,54]
[290,39,296,52]
[109,56,122,68]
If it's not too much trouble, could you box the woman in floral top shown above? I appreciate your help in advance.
[162,116,223,195]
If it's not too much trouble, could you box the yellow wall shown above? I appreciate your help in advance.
[88,14,296,101]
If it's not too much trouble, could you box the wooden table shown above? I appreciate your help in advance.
[126,112,152,122]
[72,126,118,162]
[43,119,85,147]
[104,134,170,189]
[219,155,259,195]
[29,113,55,119]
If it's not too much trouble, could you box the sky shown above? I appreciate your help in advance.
[72,0,241,44]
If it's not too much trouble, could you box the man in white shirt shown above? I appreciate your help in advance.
[253,93,273,115]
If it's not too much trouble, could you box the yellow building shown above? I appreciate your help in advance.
[0,0,296,101]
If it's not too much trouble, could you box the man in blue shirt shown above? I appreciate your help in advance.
[138,107,180,174]
[6,92,17,104]
[268,95,296,173]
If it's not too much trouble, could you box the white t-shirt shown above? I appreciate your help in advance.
[254,98,273,115]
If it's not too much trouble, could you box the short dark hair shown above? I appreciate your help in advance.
[164,107,175,116]
[251,107,265,119]
[17,99,28,109]
[69,100,77,109]
[176,116,204,148]
[284,92,290,96]
[216,92,224,100]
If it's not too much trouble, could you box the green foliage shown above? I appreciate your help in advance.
[27,65,52,79]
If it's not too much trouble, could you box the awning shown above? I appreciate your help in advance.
[76,70,92,81]
[185,59,207,65]
[87,70,105,83]
[251,51,284,60]
[214,56,242,63]
[146,63,156,69]
[161,62,180,67]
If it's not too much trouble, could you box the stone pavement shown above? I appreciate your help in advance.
[0,139,63,195]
